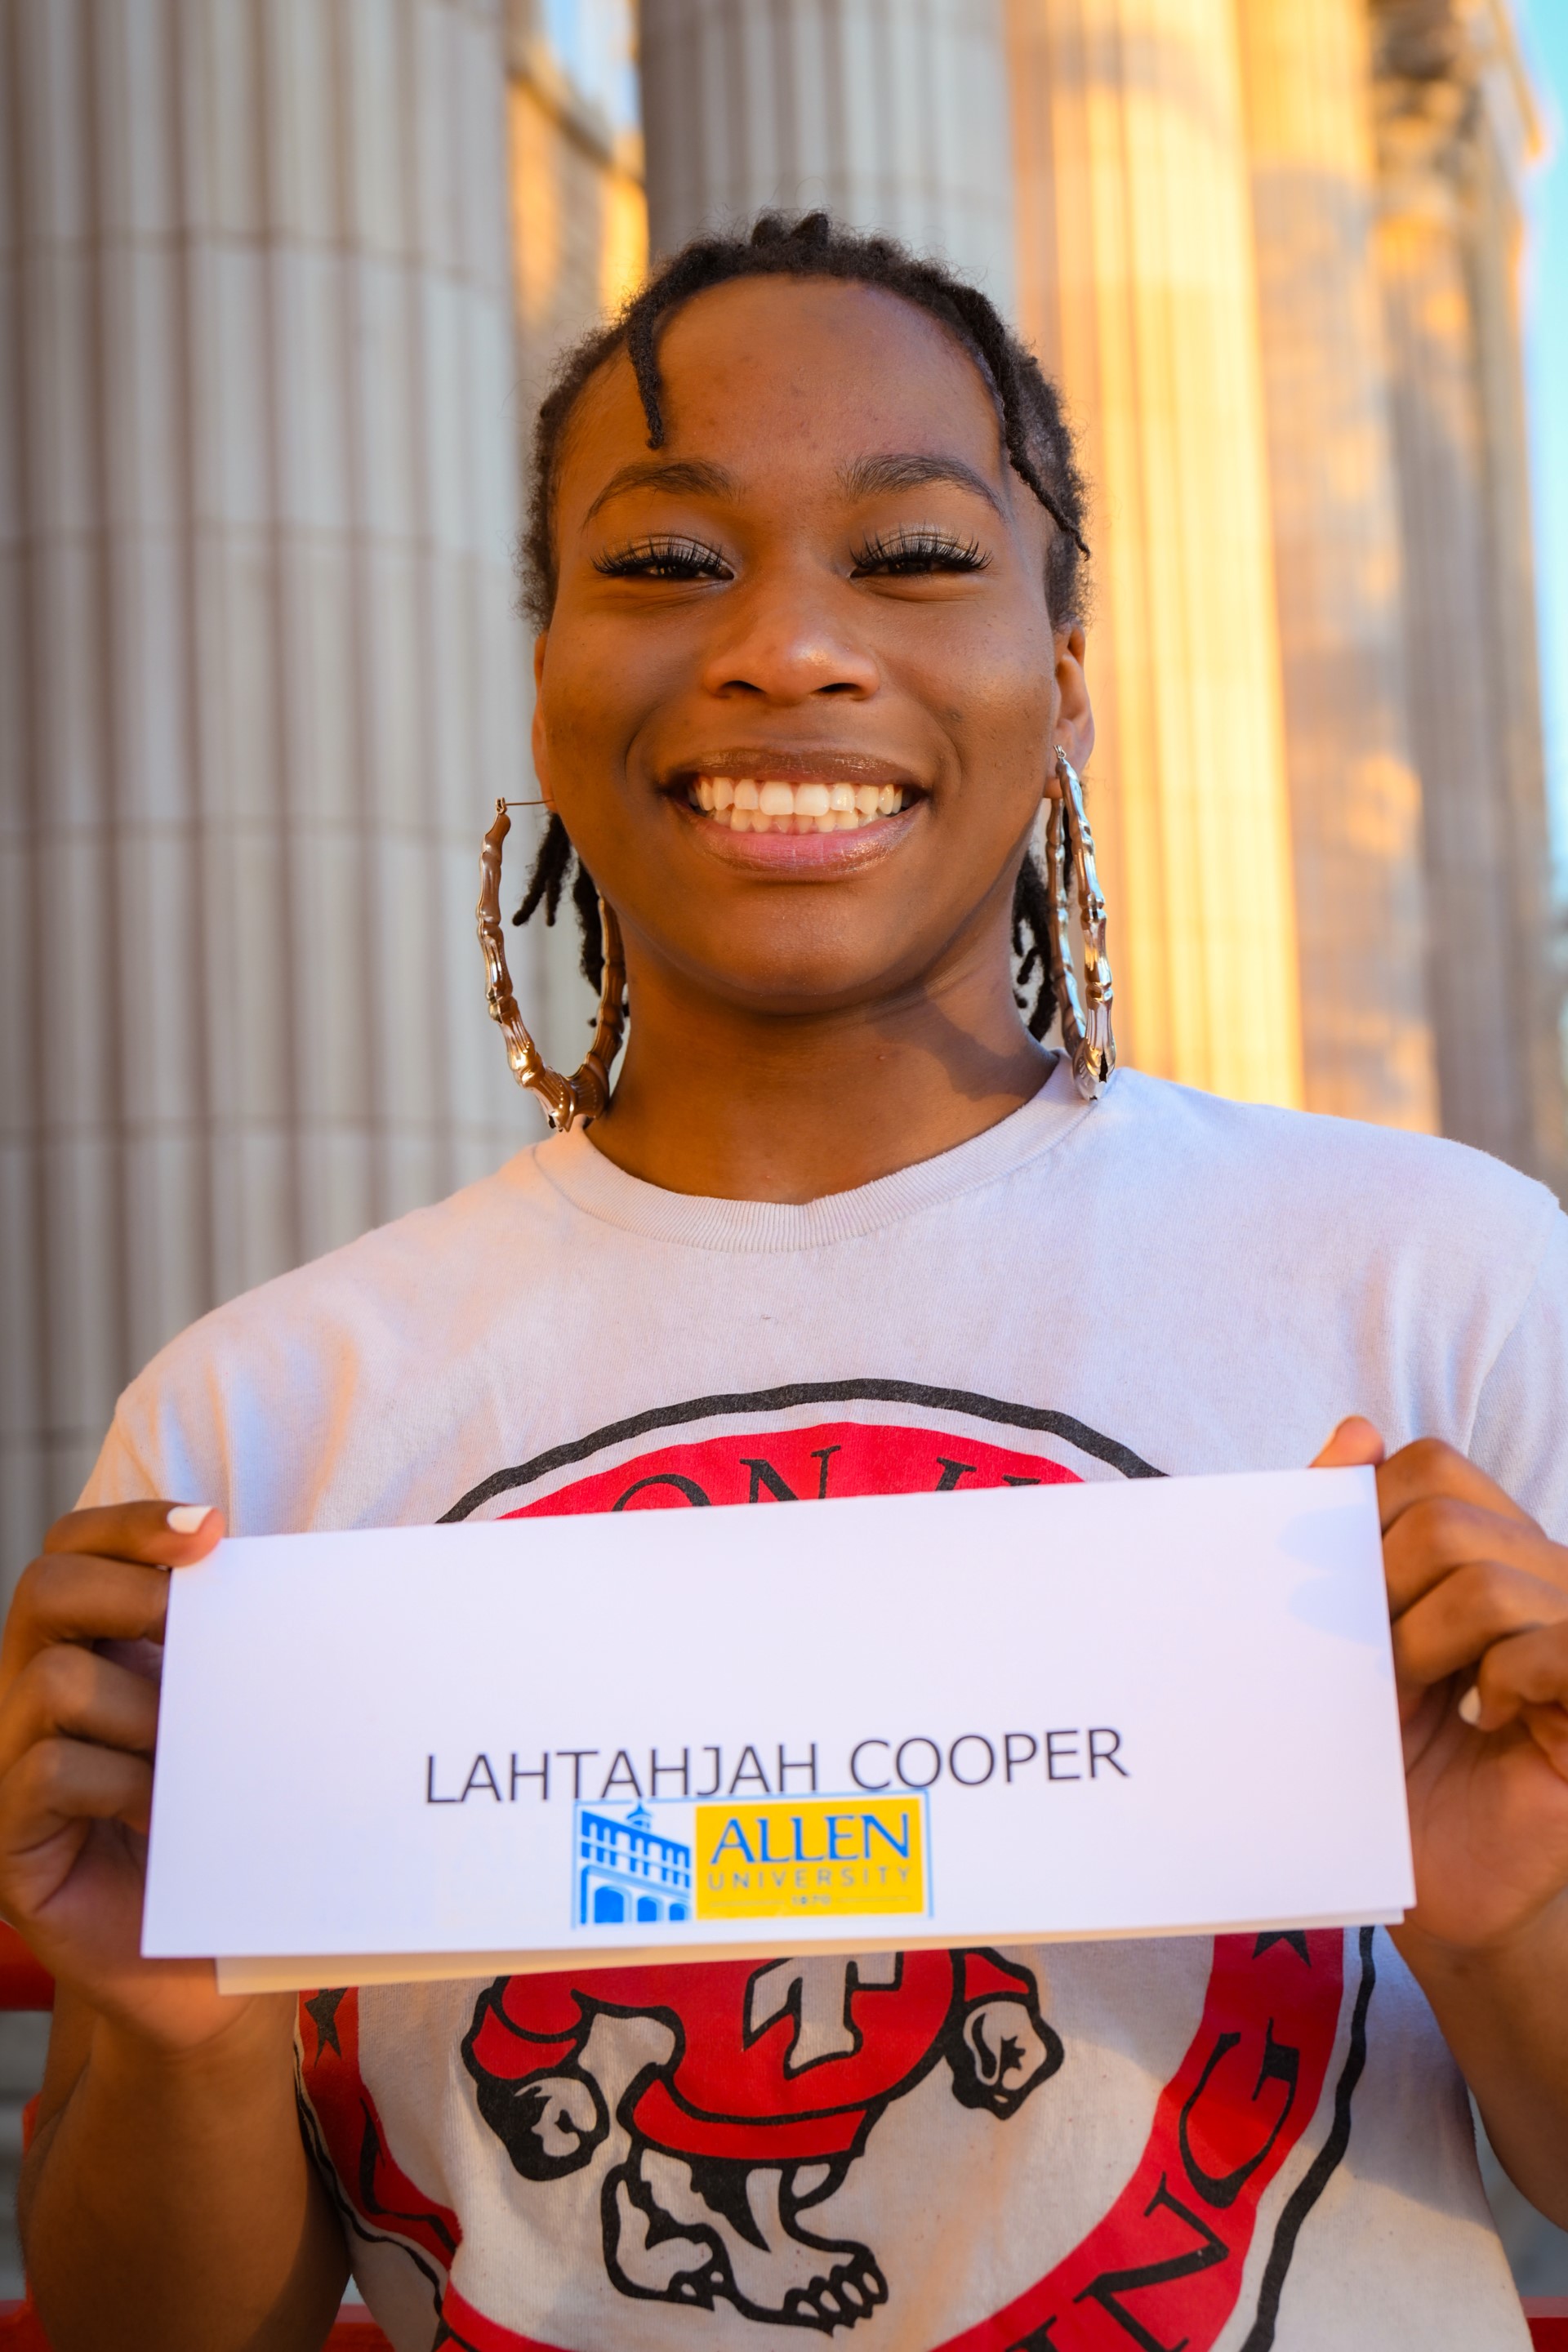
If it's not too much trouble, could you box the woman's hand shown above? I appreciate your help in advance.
[0,1500,257,2051]
[2,1504,347,2352]
[1316,1419,1568,1952]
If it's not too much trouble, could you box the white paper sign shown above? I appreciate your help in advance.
[142,1468,1414,1993]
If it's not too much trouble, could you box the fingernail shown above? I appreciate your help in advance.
[1458,1685,1482,1726]
[167,1503,214,1535]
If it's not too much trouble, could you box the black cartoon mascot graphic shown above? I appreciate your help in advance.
[462,1947,1062,2329]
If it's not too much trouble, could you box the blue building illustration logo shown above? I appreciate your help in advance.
[577,1802,693,1927]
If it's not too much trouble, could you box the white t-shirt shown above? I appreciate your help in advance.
[86,1061,1568,2352]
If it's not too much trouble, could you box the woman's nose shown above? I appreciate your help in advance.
[698,575,880,703]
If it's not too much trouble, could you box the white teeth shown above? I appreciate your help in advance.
[690,776,906,826]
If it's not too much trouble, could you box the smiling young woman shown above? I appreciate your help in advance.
[511,225,1095,1204]
[3,214,1567,2352]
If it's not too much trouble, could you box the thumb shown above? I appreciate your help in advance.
[1312,1415,1386,1470]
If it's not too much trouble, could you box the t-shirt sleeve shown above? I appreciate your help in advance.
[76,1383,232,1519]
[1467,1208,1568,1539]
[77,1414,164,1510]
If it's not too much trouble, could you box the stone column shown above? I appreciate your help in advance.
[0,0,533,1570]
[1465,42,1564,1191]
[638,0,1017,310]
[1370,0,1562,1183]
[1236,0,1437,1131]
[1008,0,1303,1106]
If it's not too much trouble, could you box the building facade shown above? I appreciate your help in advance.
[639,0,1561,1174]
[1370,0,1561,1178]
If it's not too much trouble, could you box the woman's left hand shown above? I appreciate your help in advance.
[1317,1419,1568,1953]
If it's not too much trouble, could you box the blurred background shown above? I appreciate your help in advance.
[2,0,1566,2303]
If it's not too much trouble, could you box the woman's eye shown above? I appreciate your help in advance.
[851,529,991,578]
[593,536,733,583]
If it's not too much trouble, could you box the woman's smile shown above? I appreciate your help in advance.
[662,746,920,869]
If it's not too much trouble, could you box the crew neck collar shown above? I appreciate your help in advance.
[526,1055,1095,1253]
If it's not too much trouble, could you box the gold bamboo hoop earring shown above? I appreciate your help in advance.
[1047,746,1116,1099]
[475,800,626,1131]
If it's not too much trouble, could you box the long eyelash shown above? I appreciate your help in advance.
[852,528,990,576]
[593,535,730,581]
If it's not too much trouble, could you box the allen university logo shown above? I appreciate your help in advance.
[574,1796,929,1930]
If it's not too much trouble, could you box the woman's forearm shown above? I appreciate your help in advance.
[1397,1900,1568,2230]
[21,1994,346,2352]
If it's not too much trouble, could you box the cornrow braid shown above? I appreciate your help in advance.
[513,809,573,929]
[512,812,608,995]
[1012,847,1062,1043]
[569,843,606,994]
[516,211,1088,1045]
[939,281,1088,555]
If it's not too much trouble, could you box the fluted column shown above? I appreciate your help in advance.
[0,0,533,1571]
[639,0,1017,310]
[1370,0,1562,1183]
[1009,0,1303,1105]
[1465,38,1563,1192]
[1237,0,1437,1131]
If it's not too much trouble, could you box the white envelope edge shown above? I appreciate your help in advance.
[217,1910,1407,1994]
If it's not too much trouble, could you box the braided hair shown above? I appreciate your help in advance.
[515,212,1091,1039]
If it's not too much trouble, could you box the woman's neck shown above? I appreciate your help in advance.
[584,930,1053,1203]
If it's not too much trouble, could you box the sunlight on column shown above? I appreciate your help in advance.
[1011,0,1304,1108]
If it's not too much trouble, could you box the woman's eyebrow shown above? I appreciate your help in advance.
[838,452,1004,514]
[584,458,737,523]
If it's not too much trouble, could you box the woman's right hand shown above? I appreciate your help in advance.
[3,1508,349,2351]
[0,1501,254,2051]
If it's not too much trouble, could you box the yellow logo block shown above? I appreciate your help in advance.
[694,1796,927,1920]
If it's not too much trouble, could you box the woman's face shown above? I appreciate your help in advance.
[534,276,1092,1016]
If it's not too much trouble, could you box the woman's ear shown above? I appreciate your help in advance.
[1051,624,1094,781]
[531,632,557,812]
